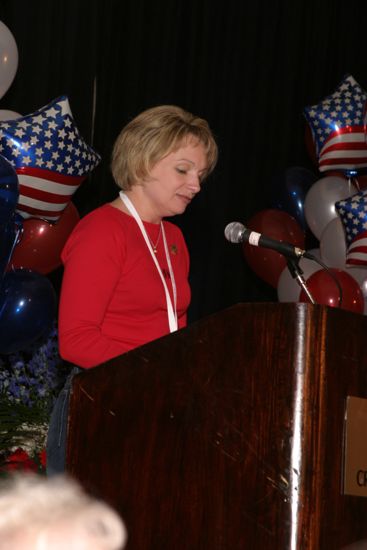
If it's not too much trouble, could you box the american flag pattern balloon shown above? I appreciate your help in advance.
[335,189,367,266]
[304,75,367,175]
[0,96,101,222]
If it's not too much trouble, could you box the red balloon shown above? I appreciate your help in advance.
[9,202,79,274]
[243,209,305,288]
[299,268,364,314]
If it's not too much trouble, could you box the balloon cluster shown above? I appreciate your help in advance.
[0,95,100,222]
[242,74,367,315]
[0,21,100,353]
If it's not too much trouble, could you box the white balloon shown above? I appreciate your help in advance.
[304,176,357,240]
[277,248,322,302]
[0,109,21,121]
[0,21,18,100]
[319,217,347,268]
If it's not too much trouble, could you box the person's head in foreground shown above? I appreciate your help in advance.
[0,473,127,550]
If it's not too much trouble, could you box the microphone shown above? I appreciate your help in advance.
[224,221,314,260]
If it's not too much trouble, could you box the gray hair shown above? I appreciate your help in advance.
[0,474,127,549]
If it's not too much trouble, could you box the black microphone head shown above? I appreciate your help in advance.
[224,222,246,243]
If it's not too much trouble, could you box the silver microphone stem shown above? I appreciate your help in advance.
[286,258,315,305]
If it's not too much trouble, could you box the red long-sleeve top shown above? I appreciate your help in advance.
[58,204,191,368]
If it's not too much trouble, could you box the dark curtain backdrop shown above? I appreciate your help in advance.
[1,1,367,322]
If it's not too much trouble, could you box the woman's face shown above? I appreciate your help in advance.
[139,139,208,220]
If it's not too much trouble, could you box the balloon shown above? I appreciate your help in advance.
[299,268,364,314]
[9,202,80,274]
[0,155,20,279]
[354,175,367,190]
[0,109,21,121]
[347,266,367,314]
[0,95,101,222]
[0,214,22,282]
[325,169,367,190]
[304,74,367,175]
[270,166,318,230]
[243,209,305,288]
[277,248,321,302]
[0,268,56,354]
[335,189,367,267]
[0,153,19,222]
[0,21,18,100]
[304,176,357,240]
[319,217,347,268]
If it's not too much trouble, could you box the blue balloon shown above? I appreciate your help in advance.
[0,154,19,223]
[0,213,23,282]
[270,166,318,230]
[0,220,16,281]
[0,269,56,354]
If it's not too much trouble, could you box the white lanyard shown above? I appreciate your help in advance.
[119,191,178,332]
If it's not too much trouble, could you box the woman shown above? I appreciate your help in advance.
[47,105,218,473]
[58,104,217,368]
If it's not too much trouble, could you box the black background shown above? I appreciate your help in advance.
[1,1,366,323]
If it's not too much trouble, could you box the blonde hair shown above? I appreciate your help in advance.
[0,474,127,550]
[111,105,218,190]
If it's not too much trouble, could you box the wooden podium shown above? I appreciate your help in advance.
[67,303,367,549]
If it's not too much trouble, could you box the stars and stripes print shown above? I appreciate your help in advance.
[304,75,367,174]
[335,190,367,266]
[0,96,100,222]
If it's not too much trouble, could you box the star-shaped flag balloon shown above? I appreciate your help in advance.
[335,189,367,266]
[0,95,101,222]
[304,74,367,176]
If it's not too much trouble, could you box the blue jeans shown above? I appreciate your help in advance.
[46,366,81,476]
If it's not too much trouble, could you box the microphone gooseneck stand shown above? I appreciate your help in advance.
[286,257,315,305]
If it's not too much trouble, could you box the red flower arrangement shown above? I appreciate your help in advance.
[0,447,46,474]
